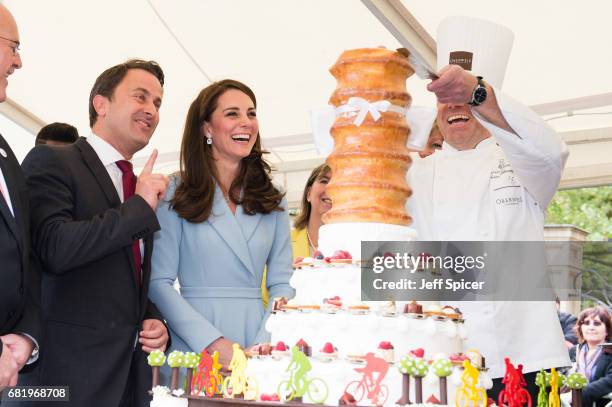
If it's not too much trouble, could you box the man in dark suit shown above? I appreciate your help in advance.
[0,3,41,390]
[22,60,170,406]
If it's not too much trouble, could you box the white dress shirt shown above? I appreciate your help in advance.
[0,166,14,216]
[87,132,144,260]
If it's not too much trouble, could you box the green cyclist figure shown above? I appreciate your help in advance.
[277,345,328,403]
[287,345,312,396]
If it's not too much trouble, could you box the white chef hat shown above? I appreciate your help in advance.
[406,16,515,151]
[436,16,515,89]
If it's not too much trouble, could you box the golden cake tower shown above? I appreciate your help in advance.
[323,48,414,226]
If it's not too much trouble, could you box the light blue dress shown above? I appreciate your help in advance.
[149,176,295,356]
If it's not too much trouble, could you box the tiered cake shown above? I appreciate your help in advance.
[249,48,478,406]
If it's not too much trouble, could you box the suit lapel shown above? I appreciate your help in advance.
[75,138,121,208]
[76,137,140,291]
[207,184,256,277]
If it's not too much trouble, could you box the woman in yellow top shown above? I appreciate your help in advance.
[291,163,332,260]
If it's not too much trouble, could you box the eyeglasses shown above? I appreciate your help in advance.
[582,319,603,327]
[0,35,20,56]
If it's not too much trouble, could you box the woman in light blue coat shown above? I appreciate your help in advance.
[149,79,294,369]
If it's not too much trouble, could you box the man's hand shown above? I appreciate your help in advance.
[139,319,169,353]
[0,341,19,388]
[1,334,34,370]
[427,64,479,105]
[135,149,169,210]
[207,337,234,371]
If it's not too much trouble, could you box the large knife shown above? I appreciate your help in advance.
[361,0,439,80]
[396,48,438,80]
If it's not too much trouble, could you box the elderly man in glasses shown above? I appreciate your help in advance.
[0,3,41,391]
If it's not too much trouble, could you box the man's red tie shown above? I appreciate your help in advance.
[116,160,141,286]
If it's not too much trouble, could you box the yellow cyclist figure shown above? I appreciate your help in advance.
[210,351,222,394]
[223,343,259,399]
[456,359,487,406]
[549,368,560,407]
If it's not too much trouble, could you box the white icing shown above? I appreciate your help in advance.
[149,386,188,407]
[318,222,418,259]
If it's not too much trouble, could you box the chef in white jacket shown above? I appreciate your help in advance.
[408,16,571,399]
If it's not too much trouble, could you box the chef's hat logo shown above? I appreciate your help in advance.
[437,16,514,89]
[448,51,473,71]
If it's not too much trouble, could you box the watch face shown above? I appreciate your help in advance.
[474,87,487,104]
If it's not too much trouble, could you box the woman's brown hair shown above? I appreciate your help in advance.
[293,163,331,231]
[171,79,284,222]
[575,306,612,343]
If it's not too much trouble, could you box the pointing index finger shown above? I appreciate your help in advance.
[140,149,158,175]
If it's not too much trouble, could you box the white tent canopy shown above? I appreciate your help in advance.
[2,0,611,208]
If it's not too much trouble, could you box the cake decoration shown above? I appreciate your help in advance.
[380,300,396,316]
[318,342,338,362]
[377,341,395,363]
[278,346,329,403]
[397,355,415,405]
[271,341,289,360]
[456,359,487,406]
[548,368,560,407]
[345,352,390,406]
[404,300,424,316]
[148,349,167,388]
[535,369,548,407]
[323,296,342,313]
[181,352,199,395]
[259,393,280,402]
[566,372,587,407]
[497,358,530,407]
[432,357,453,404]
[191,350,222,397]
[412,358,429,403]
[167,351,185,392]
[295,338,312,357]
[222,343,259,400]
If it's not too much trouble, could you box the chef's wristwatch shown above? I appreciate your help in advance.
[468,76,487,106]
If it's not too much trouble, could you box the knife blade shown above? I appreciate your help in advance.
[396,47,439,80]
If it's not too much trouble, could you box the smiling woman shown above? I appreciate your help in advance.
[291,163,332,260]
[148,79,295,378]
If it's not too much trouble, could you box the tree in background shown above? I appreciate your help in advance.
[547,186,612,308]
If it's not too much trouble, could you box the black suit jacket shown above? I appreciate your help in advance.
[571,344,612,407]
[0,134,40,352]
[22,137,164,407]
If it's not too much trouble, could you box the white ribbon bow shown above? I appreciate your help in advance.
[336,97,398,126]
